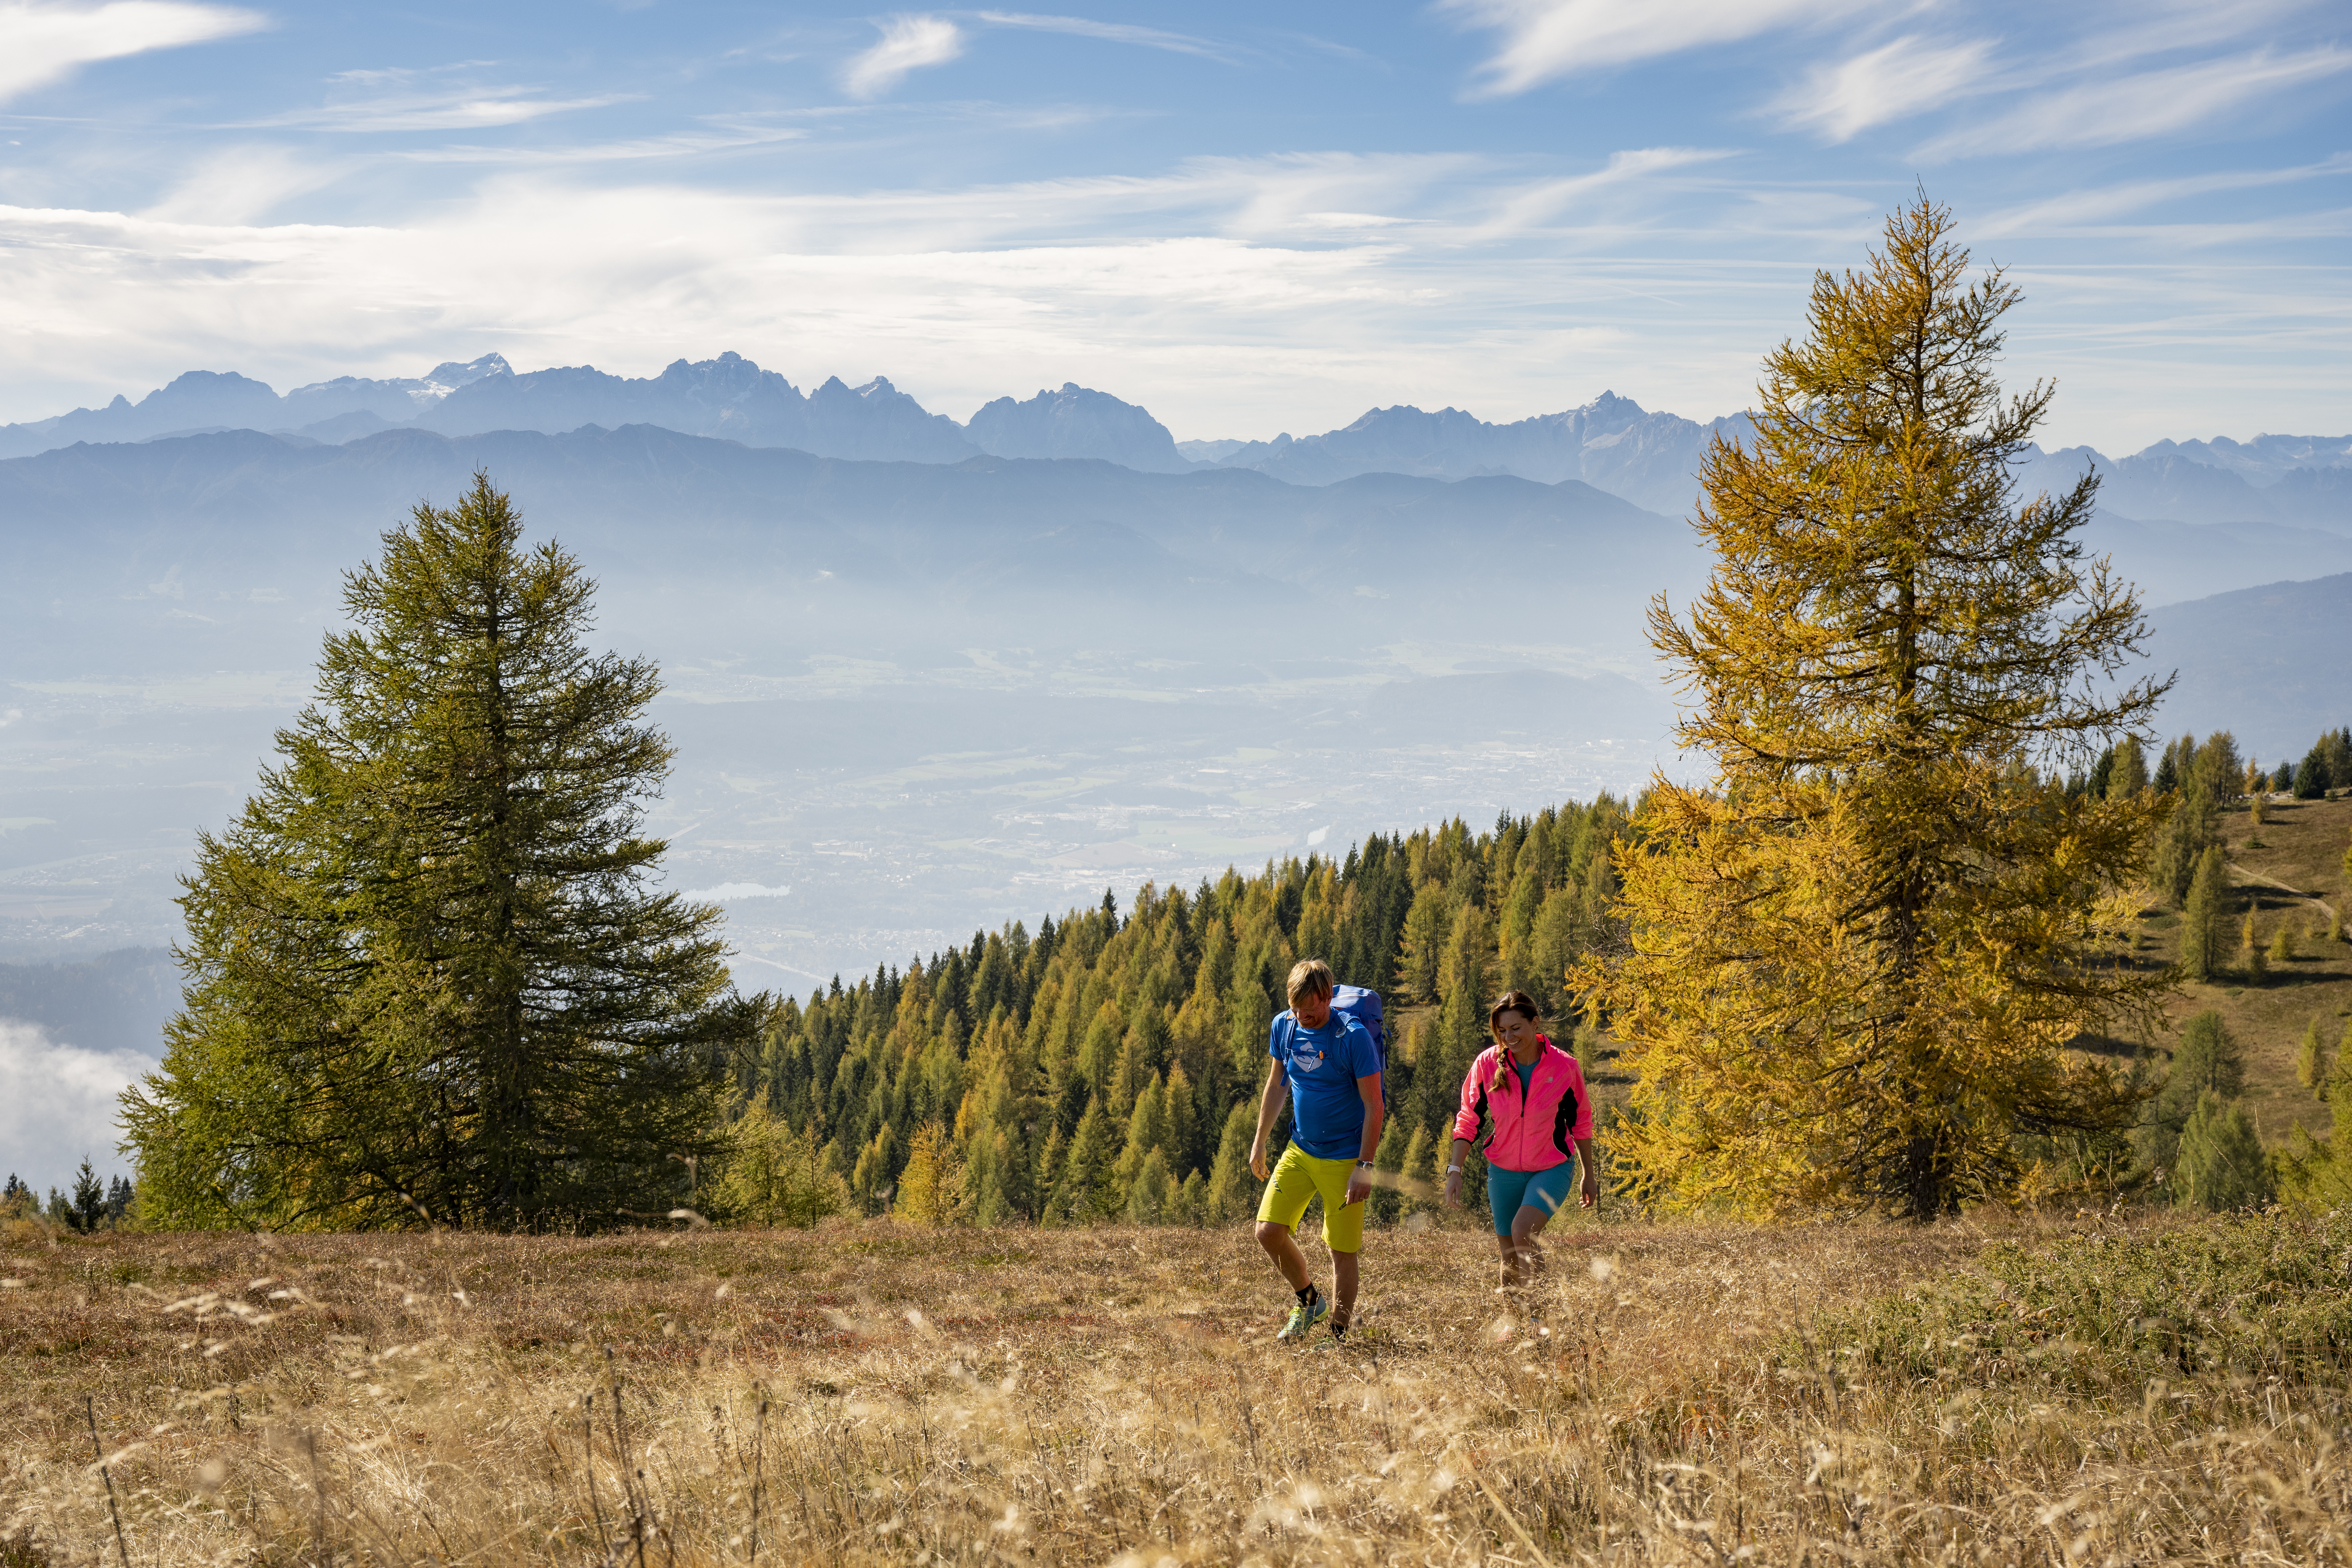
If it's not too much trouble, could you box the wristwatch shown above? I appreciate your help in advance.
[1445,1164,1463,1175]
[1355,1159,1375,1169]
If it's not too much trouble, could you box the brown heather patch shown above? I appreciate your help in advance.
[2,1211,2346,1565]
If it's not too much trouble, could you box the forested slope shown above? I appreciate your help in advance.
[743,798,1632,1225]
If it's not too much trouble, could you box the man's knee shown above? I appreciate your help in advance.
[1254,1220,1293,1251]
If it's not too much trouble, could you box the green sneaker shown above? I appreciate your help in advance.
[1276,1294,1328,1342]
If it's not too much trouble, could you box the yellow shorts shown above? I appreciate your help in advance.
[1255,1144,1366,1254]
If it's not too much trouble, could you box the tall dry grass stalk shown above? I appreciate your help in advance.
[4,1213,2347,1565]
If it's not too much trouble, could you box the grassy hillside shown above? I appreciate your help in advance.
[1411,796,2351,1167]
[5,1214,2350,1565]
[2135,792,2350,1145]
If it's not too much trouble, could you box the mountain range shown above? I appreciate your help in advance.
[4,418,2344,754]
[0,421,1693,670]
[11,349,2342,528]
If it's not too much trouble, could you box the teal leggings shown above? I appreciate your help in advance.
[1486,1160,1578,1235]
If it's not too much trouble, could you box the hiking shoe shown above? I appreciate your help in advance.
[1276,1295,1328,1342]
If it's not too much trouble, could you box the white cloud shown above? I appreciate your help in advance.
[1470,145,1736,237]
[395,128,808,166]
[1924,46,2352,157]
[1979,151,2352,235]
[0,0,264,104]
[1439,0,1874,95]
[0,1018,152,1194]
[141,144,347,224]
[1774,35,1996,142]
[0,142,2342,457]
[256,88,634,133]
[975,12,1234,63]
[840,14,965,100]
[684,882,794,900]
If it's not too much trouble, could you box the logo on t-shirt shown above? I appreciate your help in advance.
[1291,1045,1325,1073]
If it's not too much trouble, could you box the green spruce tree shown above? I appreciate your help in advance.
[1113,1074,1169,1203]
[1174,1168,1209,1226]
[852,1124,900,1212]
[2296,736,2333,799]
[1394,883,1452,1003]
[122,476,750,1231]
[1369,1111,1408,1224]
[2152,772,2219,906]
[2139,1010,2243,1173]
[1204,1102,1257,1222]
[63,1160,106,1234]
[1049,1097,1115,1222]
[2179,845,2228,983]
[2174,1091,2272,1210]
[1399,1123,1439,1217]
[1125,1148,1174,1224]
[1159,1061,1198,1176]
[1433,902,1495,1102]
[2106,735,2148,799]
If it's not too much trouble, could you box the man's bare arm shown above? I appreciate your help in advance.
[1345,1074,1383,1205]
[1248,1059,1288,1180]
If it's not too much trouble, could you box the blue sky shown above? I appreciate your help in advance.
[0,0,2345,450]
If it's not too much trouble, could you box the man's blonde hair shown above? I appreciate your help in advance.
[1285,958,1335,1003]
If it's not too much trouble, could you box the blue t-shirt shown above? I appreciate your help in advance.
[1268,1010,1383,1160]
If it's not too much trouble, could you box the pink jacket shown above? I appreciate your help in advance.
[1452,1037,1592,1172]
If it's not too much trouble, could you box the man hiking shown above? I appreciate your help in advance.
[1249,958,1384,1343]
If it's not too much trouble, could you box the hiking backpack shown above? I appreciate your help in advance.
[1329,984,1389,1109]
[1274,984,1391,1107]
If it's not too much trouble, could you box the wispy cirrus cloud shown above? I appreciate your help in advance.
[395,127,810,166]
[1438,0,1873,96]
[1979,151,2352,236]
[1921,45,2352,157]
[1773,35,1996,143]
[140,142,346,222]
[974,11,1234,63]
[1471,144,1736,237]
[841,14,965,100]
[0,0,265,104]
[255,86,635,132]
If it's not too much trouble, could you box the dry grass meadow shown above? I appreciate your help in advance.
[6,1204,2350,1566]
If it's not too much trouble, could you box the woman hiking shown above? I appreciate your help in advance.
[1442,991,1597,1285]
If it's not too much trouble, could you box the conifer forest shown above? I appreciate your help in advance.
[742,799,1631,1229]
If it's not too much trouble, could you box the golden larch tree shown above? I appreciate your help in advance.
[1583,198,2172,1219]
